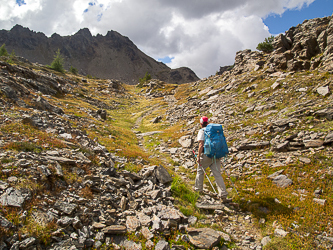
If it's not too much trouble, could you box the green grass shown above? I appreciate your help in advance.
[3,141,42,153]
[171,176,200,216]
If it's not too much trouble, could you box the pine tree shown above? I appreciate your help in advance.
[0,44,9,57]
[256,36,274,53]
[50,49,64,73]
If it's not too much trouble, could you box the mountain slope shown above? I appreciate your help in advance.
[0,14,333,250]
[0,25,199,85]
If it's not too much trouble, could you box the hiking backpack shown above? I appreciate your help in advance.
[203,123,229,159]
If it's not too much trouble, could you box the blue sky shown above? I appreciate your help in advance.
[264,0,333,34]
[157,0,332,64]
[2,0,333,78]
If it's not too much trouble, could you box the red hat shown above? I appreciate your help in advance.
[200,116,208,124]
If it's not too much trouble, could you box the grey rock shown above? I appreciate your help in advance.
[155,165,172,184]
[54,201,77,215]
[146,240,155,249]
[151,116,162,123]
[272,175,293,188]
[155,239,170,250]
[324,132,333,144]
[126,216,141,232]
[206,88,223,97]
[317,86,330,96]
[271,81,281,90]
[273,33,291,51]
[237,141,270,150]
[94,240,103,249]
[274,229,288,237]
[44,156,76,164]
[34,96,64,115]
[152,216,161,232]
[245,106,255,113]
[97,109,107,120]
[148,189,161,200]
[0,188,26,207]
[101,167,116,177]
[141,227,154,239]
[275,141,289,151]
[303,139,324,148]
[315,108,333,120]
[299,157,311,164]
[102,225,127,234]
[267,169,284,179]
[188,216,197,226]
[187,227,221,249]
[57,216,74,227]
[54,162,64,177]
[178,135,192,148]
[261,236,271,246]
[313,198,326,206]
[120,240,142,250]
[92,222,106,229]
[196,203,225,210]
[0,241,7,250]
[120,196,127,211]
[38,165,52,177]
[19,237,36,248]
[137,212,151,227]
[0,181,8,190]
[273,118,298,127]
[157,206,183,222]
[72,217,83,230]
[0,214,14,229]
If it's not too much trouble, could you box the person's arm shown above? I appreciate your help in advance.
[197,140,204,164]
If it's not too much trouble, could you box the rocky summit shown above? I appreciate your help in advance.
[0,25,199,85]
[0,15,333,250]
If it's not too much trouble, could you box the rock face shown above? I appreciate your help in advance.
[0,25,199,85]
[221,15,333,75]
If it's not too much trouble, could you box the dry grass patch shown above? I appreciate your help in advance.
[174,83,193,102]
[233,151,333,249]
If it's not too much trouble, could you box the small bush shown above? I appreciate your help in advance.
[50,49,64,73]
[3,142,42,153]
[70,66,78,75]
[257,36,274,53]
[0,44,9,57]
[138,72,152,87]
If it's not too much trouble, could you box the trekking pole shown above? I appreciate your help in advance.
[222,156,238,195]
[192,150,217,194]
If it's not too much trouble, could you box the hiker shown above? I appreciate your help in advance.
[194,116,228,199]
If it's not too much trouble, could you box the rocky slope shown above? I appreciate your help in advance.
[0,25,199,85]
[0,14,332,250]
[219,15,333,76]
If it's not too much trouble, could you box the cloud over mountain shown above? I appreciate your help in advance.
[0,0,315,78]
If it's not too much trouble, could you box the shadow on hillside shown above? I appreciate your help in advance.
[239,197,294,220]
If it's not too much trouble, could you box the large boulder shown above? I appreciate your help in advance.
[178,135,192,148]
[155,165,172,184]
[0,188,27,207]
[187,227,221,249]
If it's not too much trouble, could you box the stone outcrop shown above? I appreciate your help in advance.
[221,15,333,76]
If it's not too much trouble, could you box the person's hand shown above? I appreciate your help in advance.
[197,155,200,164]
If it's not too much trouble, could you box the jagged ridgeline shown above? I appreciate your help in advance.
[0,15,333,250]
[0,25,199,85]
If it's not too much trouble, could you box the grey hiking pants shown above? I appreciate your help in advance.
[194,154,228,197]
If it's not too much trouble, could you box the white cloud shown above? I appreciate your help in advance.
[0,0,318,78]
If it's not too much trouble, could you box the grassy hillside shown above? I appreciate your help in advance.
[0,54,332,249]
